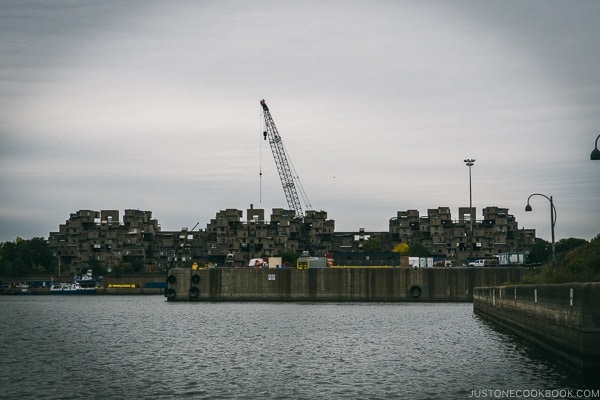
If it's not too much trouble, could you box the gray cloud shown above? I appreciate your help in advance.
[1,0,599,242]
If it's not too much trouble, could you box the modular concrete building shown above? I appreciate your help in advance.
[389,206,535,263]
[48,205,534,274]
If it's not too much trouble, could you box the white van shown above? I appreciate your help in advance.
[468,259,495,267]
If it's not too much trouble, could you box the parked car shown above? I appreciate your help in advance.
[468,259,497,267]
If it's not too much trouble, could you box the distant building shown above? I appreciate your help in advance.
[389,206,535,263]
[48,205,534,274]
[48,209,161,274]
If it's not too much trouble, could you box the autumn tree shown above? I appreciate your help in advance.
[392,243,410,255]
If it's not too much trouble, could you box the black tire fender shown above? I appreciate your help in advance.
[409,285,422,299]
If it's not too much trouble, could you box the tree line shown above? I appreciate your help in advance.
[0,237,54,277]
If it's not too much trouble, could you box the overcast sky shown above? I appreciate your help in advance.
[1,0,599,243]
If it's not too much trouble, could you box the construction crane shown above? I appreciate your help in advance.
[260,99,311,218]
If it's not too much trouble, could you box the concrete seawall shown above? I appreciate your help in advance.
[165,267,522,302]
[473,283,600,373]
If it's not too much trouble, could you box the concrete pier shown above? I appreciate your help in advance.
[473,283,600,373]
[165,267,522,302]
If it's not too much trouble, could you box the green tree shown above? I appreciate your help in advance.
[408,243,431,257]
[88,259,108,276]
[555,237,587,254]
[131,259,145,273]
[559,236,600,281]
[523,235,600,283]
[0,240,18,260]
[363,237,381,252]
[25,237,54,273]
[0,241,19,276]
[281,251,298,267]
[0,237,54,276]
[527,238,551,264]
[112,262,133,277]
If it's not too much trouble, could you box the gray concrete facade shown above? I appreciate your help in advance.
[165,267,523,302]
[473,283,600,373]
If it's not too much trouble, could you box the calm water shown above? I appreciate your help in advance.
[0,296,597,400]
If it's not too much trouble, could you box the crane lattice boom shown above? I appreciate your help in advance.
[260,99,305,218]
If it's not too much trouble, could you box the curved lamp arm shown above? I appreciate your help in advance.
[525,193,557,271]
[592,134,600,160]
[525,193,557,227]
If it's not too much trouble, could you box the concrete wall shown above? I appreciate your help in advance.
[165,267,523,302]
[473,283,600,373]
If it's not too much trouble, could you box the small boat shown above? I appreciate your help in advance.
[49,269,100,294]
[14,283,30,294]
[50,282,97,294]
[75,269,101,288]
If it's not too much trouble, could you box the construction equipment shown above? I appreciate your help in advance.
[260,99,311,218]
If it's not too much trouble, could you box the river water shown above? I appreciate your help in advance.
[0,296,597,400]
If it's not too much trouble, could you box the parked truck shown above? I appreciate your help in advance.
[248,257,283,268]
[296,255,327,269]
[498,252,525,266]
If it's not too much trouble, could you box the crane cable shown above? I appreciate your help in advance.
[282,141,312,210]
[259,110,263,204]
[259,99,312,213]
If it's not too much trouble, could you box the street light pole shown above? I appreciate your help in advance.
[464,159,475,257]
[525,193,557,272]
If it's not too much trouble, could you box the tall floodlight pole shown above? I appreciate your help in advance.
[525,193,557,272]
[464,159,475,256]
